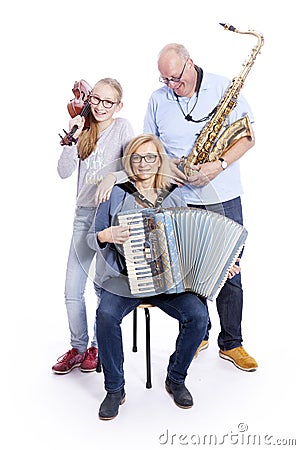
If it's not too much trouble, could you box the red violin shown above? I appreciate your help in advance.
[59,79,92,146]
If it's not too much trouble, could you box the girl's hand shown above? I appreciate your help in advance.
[95,173,117,204]
[69,115,85,139]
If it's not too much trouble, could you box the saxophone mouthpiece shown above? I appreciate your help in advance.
[219,23,237,32]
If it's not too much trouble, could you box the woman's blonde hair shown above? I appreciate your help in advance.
[77,78,123,160]
[122,133,171,190]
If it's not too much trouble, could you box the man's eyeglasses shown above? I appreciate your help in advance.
[130,154,159,164]
[159,59,189,85]
[89,95,118,109]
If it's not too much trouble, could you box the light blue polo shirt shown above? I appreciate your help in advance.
[143,71,254,205]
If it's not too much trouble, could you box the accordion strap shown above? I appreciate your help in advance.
[117,181,177,208]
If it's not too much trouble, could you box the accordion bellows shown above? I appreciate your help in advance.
[118,207,248,301]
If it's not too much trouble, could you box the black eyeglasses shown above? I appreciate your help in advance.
[130,154,159,164]
[159,59,189,85]
[89,95,118,109]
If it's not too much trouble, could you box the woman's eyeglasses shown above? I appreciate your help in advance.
[130,154,159,164]
[89,95,118,109]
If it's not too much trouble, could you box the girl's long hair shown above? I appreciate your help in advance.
[77,78,123,160]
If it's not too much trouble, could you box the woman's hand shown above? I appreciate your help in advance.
[95,173,117,204]
[228,258,241,279]
[97,225,130,244]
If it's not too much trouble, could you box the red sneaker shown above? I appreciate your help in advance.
[80,346,98,372]
[52,348,85,374]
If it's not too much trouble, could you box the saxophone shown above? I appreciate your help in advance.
[180,23,264,176]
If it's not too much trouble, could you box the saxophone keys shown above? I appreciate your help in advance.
[213,124,222,132]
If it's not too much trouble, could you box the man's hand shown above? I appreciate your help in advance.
[169,158,223,187]
[169,158,188,185]
[187,160,223,187]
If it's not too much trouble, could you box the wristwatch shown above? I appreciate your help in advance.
[219,157,228,170]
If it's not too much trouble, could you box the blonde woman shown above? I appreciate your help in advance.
[87,134,208,419]
[52,78,134,374]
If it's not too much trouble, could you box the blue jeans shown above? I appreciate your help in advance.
[95,288,208,393]
[188,197,244,350]
[65,207,98,353]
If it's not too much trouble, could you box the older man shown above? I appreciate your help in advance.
[143,43,257,372]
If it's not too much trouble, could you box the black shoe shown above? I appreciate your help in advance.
[98,389,126,420]
[165,377,193,409]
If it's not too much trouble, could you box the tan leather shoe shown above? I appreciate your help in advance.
[219,346,258,371]
[194,340,209,359]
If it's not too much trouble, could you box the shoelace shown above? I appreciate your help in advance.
[56,349,77,362]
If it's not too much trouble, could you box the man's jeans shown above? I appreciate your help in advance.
[188,197,244,350]
[95,288,208,393]
[65,206,98,353]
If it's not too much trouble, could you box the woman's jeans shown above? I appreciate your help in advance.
[188,196,244,351]
[95,288,208,393]
[65,206,98,353]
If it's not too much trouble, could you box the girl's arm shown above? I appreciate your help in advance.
[57,145,79,179]
[57,115,86,178]
[94,170,128,204]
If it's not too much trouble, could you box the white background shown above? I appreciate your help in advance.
[1,1,299,449]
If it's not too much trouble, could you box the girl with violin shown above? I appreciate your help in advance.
[52,78,134,374]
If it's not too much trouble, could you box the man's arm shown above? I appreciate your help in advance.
[187,135,255,187]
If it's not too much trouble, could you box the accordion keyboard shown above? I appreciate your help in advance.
[118,211,156,294]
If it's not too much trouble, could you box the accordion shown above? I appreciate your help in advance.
[117,207,248,301]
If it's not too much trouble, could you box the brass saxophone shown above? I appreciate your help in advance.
[180,23,264,176]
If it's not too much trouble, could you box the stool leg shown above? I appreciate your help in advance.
[132,308,137,352]
[144,308,152,389]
